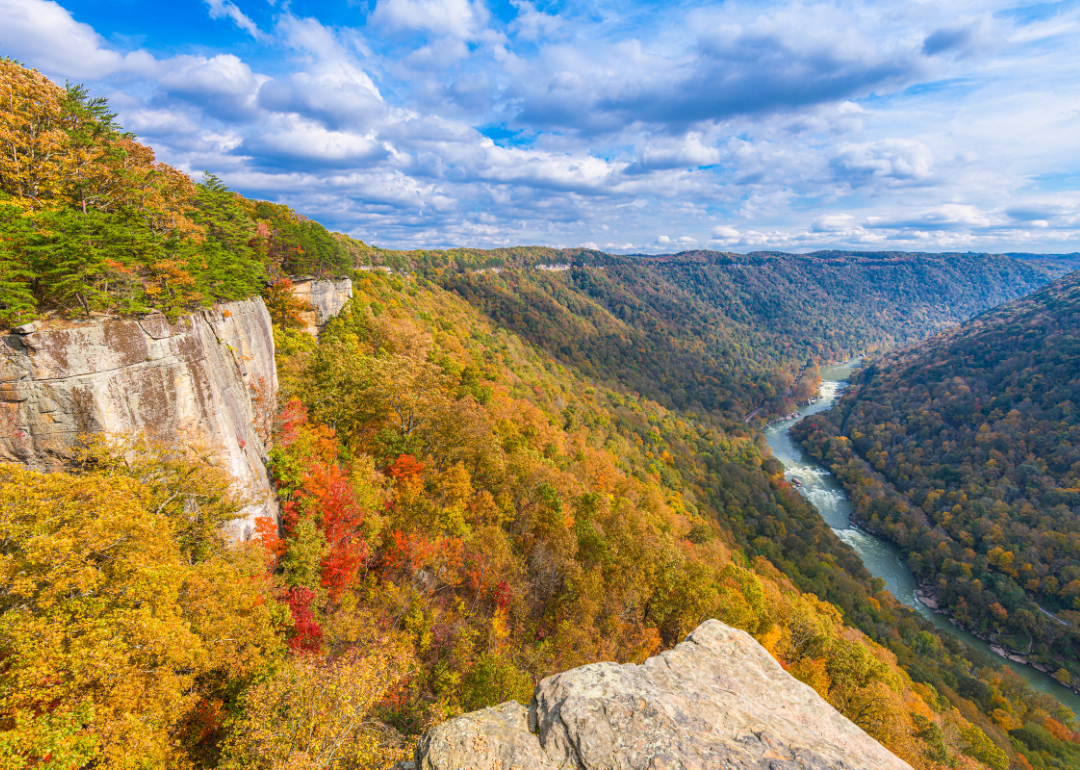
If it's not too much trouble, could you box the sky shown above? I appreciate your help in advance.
[2,0,1079,253]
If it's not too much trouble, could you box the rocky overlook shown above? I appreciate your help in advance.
[416,620,912,770]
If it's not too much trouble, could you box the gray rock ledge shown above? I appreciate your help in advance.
[416,620,912,770]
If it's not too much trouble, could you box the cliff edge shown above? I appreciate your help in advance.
[416,619,912,770]
[0,298,277,538]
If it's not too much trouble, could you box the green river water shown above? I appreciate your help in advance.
[764,361,1080,716]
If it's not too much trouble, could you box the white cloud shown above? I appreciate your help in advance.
[204,0,262,38]
[711,226,741,244]
[510,0,563,41]
[832,139,935,185]
[258,16,386,130]
[370,0,489,40]
[812,214,856,232]
[0,0,154,78]
[240,120,391,166]
[160,55,266,121]
[626,133,722,174]
[656,235,671,244]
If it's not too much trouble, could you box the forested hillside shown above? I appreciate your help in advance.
[4,60,1080,770]
[793,269,1080,701]
[6,263,1079,769]
[361,246,1061,420]
[0,59,358,327]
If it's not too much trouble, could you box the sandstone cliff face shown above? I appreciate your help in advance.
[416,620,912,770]
[291,278,353,335]
[0,298,277,538]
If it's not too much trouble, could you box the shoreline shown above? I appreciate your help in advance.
[782,365,1080,704]
[914,580,1080,697]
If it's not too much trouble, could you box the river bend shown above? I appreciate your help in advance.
[764,362,1080,715]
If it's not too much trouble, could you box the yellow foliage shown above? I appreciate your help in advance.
[0,462,282,769]
[220,640,414,770]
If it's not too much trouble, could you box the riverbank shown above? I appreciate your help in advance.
[914,580,1080,696]
[765,362,1080,714]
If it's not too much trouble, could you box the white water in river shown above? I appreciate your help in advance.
[764,362,1080,715]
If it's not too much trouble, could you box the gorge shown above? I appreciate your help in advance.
[767,363,1080,713]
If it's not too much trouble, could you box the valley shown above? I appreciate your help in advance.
[769,363,1080,714]
[3,57,1080,770]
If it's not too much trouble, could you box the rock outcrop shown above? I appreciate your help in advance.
[290,278,353,336]
[0,298,277,538]
[416,620,912,770]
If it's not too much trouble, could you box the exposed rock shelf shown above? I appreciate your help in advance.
[0,298,278,538]
[291,277,354,336]
[415,620,911,770]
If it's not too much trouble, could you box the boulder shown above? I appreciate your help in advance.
[416,620,912,770]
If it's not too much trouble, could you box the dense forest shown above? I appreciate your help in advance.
[793,270,1080,699]
[436,249,1058,420]
[3,60,1080,769]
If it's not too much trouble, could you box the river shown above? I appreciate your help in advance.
[764,361,1080,715]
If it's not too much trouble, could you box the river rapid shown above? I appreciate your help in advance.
[764,361,1080,715]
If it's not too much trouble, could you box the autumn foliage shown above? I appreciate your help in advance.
[0,59,358,328]
[2,58,1077,770]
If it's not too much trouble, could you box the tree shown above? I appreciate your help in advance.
[0,448,283,769]
[220,641,414,770]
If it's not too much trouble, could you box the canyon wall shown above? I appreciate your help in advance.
[291,277,354,335]
[0,298,277,538]
[415,619,912,770]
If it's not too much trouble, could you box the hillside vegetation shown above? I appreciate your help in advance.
[793,270,1080,707]
[4,264,1078,769]
[358,246,1062,420]
[0,59,359,326]
[3,60,1080,770]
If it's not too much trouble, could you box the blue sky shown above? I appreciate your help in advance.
[2,0,1079,252]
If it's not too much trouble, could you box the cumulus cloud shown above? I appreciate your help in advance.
[0,0,154,78]
[812,213,857,232]
[370,0,489,40]
[831,139,935,186]
[159,55,266,122]
[510,0,563,41]
[625,133,722,174]
[711,226,741,243]
[257,17,386,130]
[238,121,392,169]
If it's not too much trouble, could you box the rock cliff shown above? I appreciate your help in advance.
[415,620,912,770]
[0,298,277,538]
[291,278,353,335]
